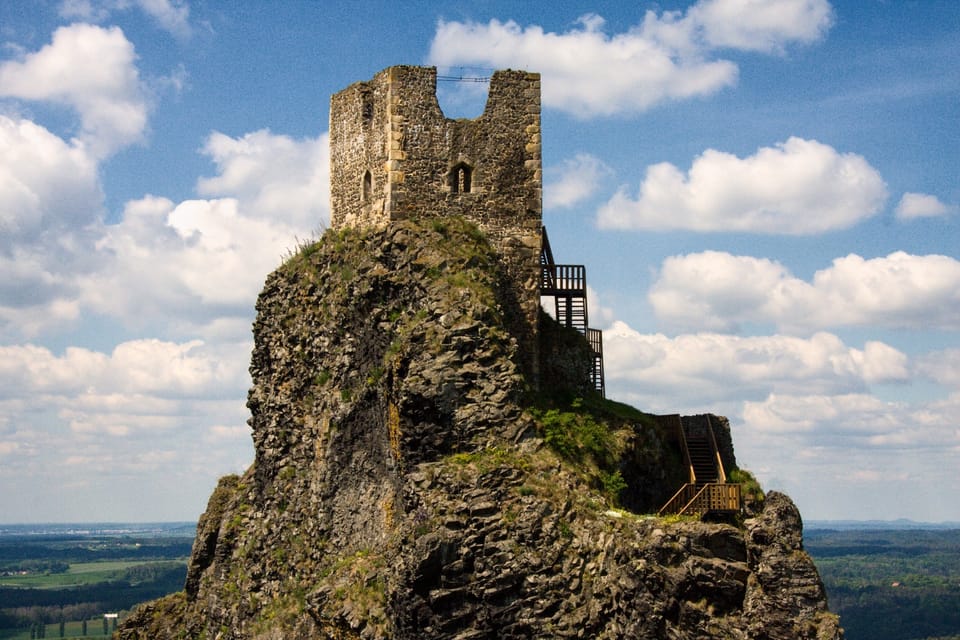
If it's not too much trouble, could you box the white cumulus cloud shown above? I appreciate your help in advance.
[895,192,954,220]
[544,154,613,210]
[0,116,102,241]
[197,129,330,230]
[0,23,148,158]
[0,337,251,519]
[0,339,247,400]
[915,348,960,388]
[0,116,103,338]
[59,0,192,38]
[603,324,908,413]
[648,250,960,332]
[0,126,328,339]
[77,130,329,330]
[687,0,833,52]
[742,392,959,451]
[83,195,286,327]
[594,311,957,521]
[598,137,887,234]
[428,0,832,117]
[429,15,735,117]
[0,337,250,497]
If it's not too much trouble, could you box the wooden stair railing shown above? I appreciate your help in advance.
[658,483,699,516]
[657,413,742,516]
[658,483,742,517]
[705,414,727,483]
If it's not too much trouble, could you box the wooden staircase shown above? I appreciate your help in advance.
[657,414,740,517]
[540,227,605,396]
[684,415,721,484]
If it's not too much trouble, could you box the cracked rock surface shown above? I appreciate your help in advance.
[118,220,842,639]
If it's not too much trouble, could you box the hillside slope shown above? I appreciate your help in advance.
[118,219,841,639]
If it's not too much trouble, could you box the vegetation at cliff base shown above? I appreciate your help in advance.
[728,468,764,506]
[530,396,662,507]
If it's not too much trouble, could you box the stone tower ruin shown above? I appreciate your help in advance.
[329,65,544,378]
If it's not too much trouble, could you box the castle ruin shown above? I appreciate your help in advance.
[330,65,602,391]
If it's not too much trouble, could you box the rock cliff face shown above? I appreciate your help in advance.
[118,219,842,639]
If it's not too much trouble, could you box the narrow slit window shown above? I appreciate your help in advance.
[362,170,372,203]
[361,92,374,123]
[449,163,472,194]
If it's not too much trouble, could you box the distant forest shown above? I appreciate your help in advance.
[807,528,960,640]
[0,527,192,636]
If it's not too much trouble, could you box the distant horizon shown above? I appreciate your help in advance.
[3,518,960,531]
[0,521,197,531]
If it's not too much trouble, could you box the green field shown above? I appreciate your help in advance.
[0,617,116,639]
[0,560,178,589]
[0,525,193,638]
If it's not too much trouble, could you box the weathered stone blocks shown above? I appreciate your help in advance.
[329,65,543,379]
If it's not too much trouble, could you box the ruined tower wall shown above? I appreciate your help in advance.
[329,66,543,379]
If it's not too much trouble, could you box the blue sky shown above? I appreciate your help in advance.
[1,0,957,523]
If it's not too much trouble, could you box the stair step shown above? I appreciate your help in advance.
[683,421,721,484]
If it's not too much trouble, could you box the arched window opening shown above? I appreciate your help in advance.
[449,163,472,194]
[361,170,372,204]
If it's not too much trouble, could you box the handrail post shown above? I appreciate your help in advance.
[705,415,726,483]
[674,416,696,484]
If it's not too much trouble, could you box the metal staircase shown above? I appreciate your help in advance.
[551,273,587,332]
[586,329,605,398]
[540,227,605,396]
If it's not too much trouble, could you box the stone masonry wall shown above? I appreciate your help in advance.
[329,65,543,380]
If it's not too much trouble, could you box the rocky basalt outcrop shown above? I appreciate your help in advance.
[118,219,841,639]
